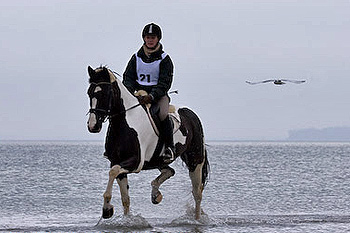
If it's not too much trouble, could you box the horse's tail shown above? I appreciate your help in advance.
[178,107,210,188]
[202,146,210,188]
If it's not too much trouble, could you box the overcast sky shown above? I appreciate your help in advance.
[1,0,349,141]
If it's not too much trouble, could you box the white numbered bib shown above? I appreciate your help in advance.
[136,53,167,86]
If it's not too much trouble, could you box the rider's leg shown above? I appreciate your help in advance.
[158,96,175,161]
[158,95,170,121]
[162,116,174,158]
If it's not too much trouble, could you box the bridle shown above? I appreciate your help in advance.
[87,81,141,122]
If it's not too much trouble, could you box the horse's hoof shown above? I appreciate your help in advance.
[151,190,163,204]
[102,206,114,219]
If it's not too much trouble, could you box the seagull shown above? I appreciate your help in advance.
[246,79,306,85]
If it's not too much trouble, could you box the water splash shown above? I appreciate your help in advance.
[170,203,214,226]
[96,214,152,230]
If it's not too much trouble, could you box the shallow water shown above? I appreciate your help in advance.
[1,141,349,232]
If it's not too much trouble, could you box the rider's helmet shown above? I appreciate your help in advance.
[142,23,162,40]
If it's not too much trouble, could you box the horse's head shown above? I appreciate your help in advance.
[87,66,120,133]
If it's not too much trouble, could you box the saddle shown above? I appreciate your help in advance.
[148,104,180,135]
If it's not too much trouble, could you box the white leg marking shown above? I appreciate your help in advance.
[189,161,204,220]
[117,176,130,215]
[151,168,175,204]
[151,168,175,188]
[103,165,128,211]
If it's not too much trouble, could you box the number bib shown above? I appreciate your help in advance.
[135,52,167,86]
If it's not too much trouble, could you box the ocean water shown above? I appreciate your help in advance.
[0,141,349,232]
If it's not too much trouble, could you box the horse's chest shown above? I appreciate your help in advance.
[125,115,158,162]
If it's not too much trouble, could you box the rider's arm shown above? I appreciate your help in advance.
[150,55,174,101]
[122,54,138,94]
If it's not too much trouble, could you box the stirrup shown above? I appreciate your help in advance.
[163,147,175,163]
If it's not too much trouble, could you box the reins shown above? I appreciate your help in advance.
[107,103,141,119]
[87,70,178,121]
[107,89,179,119]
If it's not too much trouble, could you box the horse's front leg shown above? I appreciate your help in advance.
[151,166,175,204]
[189,161,204,220]
[102,165,128,218]
[117,174,130,215]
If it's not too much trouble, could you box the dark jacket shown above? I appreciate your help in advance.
[122,44,174,101]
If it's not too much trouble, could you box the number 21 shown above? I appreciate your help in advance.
[140,74,150,82]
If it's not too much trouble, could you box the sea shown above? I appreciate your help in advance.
[0,140,349,233]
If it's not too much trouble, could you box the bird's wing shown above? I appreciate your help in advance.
[281,79,306,84]
[246,80,274,85]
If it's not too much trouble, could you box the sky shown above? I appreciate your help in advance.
[1,0,349,141]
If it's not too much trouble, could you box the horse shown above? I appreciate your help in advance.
[86,66,209,220]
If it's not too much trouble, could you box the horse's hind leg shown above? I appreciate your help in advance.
[103,165,128,218]
[151,166,175,204]
[189,161,204,220]
[117,174,130,215]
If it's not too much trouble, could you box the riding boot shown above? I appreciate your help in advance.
[161,116,175,163]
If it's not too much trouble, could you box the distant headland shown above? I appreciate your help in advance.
[287,127,350,141]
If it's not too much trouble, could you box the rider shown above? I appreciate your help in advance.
[123,23,175,162]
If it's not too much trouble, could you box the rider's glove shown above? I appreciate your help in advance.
[137,94,153,104]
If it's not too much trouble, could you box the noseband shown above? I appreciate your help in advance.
[88,82,115,122]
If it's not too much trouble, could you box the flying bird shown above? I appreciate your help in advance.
[246,79,306,85]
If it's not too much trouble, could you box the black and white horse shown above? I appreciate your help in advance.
[86,66,209,220]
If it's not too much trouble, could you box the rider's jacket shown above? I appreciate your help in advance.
[135,52,168,86]
[123,44,174,101]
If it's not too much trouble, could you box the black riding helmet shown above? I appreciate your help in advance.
[142,23,162,40]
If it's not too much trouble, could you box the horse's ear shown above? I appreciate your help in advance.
[102,67,115,82]
[88,66,95,77]
[102,66,108,74]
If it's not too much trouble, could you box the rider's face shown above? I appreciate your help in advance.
[144,35,159,49]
